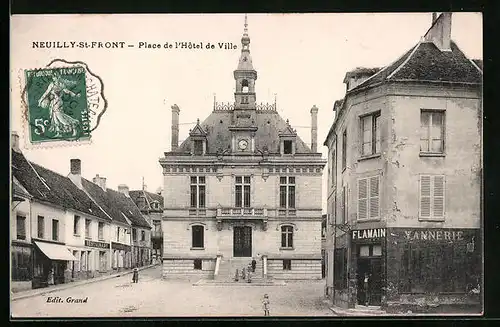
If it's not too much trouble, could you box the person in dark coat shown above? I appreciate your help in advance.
[251,258,257,273]
[132,268,139,283]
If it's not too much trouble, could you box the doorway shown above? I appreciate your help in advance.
[356,257,383,306]
[233,226,252,257]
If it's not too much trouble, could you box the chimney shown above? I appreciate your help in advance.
[310,105,319,152]
[11,131,20,153]
[171,104,180,151]
[92,174,107,191]
[118,184,130,197]
[68,158,83,189]
[424,12,452,51]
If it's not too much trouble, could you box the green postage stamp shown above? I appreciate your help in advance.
[21,59,107,147]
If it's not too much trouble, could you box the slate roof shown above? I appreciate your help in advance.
[351,40,482,93]
[472,59,483,71]
[11,151,110,220]
[12,178,31,199]
[129,190,163,213]
[171,110,313,155]
[106,189,152,229]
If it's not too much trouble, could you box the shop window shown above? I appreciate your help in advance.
[11,247,31,281]
[16,215,26,240]
[283,259,292,270]
[372,245,382,256]
[399,243,468,293]
[194,259,202,270]
[359,245,370,257]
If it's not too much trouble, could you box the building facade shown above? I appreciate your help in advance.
[159,17,326,280]
[324,13,482,312]
[130,188,164,263]
[11,135,152,291]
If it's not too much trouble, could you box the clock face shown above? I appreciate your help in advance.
[238,139,248,150]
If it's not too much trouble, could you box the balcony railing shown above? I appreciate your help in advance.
[217,207,267,218]
[278,208,296,216]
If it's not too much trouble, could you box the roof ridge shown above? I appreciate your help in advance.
[352,39,421,92]
[80,178,115,221]
[27,160,51,191]
[387,41,422,80]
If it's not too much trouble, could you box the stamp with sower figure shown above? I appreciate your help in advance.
[21,59,107,147]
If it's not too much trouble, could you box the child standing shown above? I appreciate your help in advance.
[132,268,139,283]
[262,294,270,316]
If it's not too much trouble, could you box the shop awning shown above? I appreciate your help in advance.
[34,241,78,261]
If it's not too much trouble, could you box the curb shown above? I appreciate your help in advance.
[11,264,159,302]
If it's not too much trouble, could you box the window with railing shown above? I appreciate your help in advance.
[235,176,251,208]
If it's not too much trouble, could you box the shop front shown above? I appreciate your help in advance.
[111,242,131,271]
[84,240,111,276]
[349,228,387,307]
[32,240,78,289]
[385,228,482,313]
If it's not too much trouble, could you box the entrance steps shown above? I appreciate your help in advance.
[215,257,265,282]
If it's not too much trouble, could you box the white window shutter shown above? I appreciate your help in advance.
[358,179,368,220]
[433,175,445,218]
[369,176,380,219]
[420,175,431,218]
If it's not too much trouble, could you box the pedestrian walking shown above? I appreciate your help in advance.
[132,267,139,283]
[251,258,256,273]
[262,294,270,316]
[234,268,239,282]
[241,266,246,280]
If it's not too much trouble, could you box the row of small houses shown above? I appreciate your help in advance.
[10,133,163,292]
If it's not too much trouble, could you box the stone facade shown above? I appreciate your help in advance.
[160,16,326,281]
[324,13,482,312]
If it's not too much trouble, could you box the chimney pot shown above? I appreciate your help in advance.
[70,159,81,175]
[92,174,107,191]
[11,131,20,152]
[118,184,130,197]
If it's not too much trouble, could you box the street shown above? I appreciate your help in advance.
[11,266,335,317]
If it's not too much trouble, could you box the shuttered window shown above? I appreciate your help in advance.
[419,175,445,219]
[357,176,380,220]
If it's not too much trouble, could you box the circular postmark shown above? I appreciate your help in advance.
[20,59,107,146]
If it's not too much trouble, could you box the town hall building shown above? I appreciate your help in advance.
[159,16,326,281]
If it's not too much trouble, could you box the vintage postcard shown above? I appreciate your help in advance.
[10,13,483,318]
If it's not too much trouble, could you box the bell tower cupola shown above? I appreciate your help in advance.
[234,14,258,110]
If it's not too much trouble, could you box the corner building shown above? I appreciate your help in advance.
[159,17,326,281]
[324,13,482,312]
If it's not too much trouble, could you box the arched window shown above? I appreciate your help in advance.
[192,225,204,248]
[242,79,249,93]
[281,225,294,248]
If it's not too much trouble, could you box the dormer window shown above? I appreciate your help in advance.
[194,140,203,155]
[284,140,293,154]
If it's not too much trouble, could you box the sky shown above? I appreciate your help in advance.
[10,13,482,212]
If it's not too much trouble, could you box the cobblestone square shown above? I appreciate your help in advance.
[11,266,334,317]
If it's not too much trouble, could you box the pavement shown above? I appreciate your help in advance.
[10,265,336,317]
[11,263,158,301]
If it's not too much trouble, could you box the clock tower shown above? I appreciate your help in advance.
[230,14,258,153]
